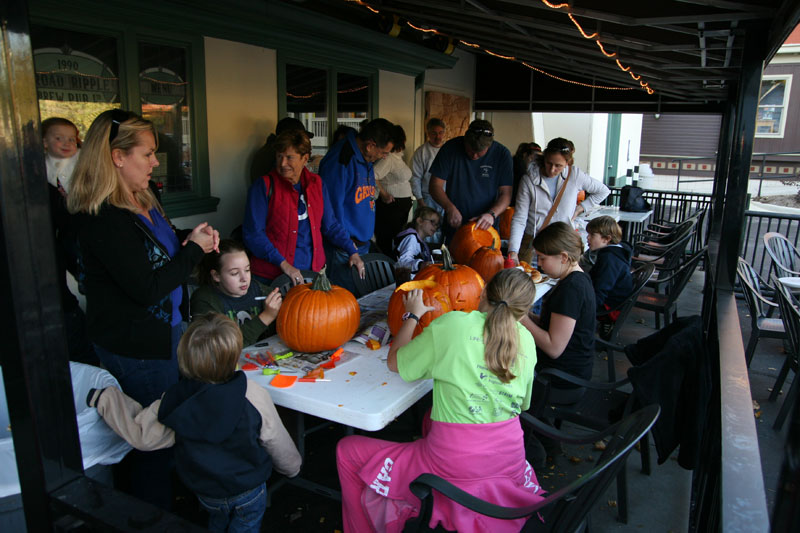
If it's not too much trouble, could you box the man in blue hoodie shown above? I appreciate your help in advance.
[319,118,396,292]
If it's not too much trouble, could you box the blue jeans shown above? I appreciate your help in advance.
[94,323,184,509]
[324,240,370,294]
[197,483,267,533]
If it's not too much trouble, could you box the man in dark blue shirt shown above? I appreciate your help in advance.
[429,120,513,242]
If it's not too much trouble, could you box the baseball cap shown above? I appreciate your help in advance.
[275,117,314,138]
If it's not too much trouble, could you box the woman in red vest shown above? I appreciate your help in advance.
[244,130,365,284]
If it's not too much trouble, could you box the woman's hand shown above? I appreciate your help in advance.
[349,253,366,279]
[379,190,395,203]
[259,288,282,325]
[280,261,305,286]
[507,251,520,266]
[572,205,585,221]
[445,205,462,228]
[403,289,434,318]
[185,222,216,253]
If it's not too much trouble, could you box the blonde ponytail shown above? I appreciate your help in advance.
[483,268,537,383]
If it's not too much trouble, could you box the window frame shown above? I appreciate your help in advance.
[755,74,792,139]
[277,53,379,149]
[29,17,216,218]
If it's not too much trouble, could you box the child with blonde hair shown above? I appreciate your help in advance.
[336,268,543,533]
[88,313,301,533]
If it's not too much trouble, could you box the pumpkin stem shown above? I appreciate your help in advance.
[312,267,332,291]
[440,244,456,270]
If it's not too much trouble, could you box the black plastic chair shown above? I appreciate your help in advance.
[598,263,656,381]
[764,232,800,281]
[351,253,396,297]
[268,269,318,297]
[531,368,648,524]
[736,258,785,367]
[769,276,800,431]
[631,219,695,273]
[635,247,706,328]
[403,405,660,533]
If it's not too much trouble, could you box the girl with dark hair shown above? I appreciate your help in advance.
[191,239,282,346]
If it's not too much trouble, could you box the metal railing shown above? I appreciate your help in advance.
[651,151,800,193]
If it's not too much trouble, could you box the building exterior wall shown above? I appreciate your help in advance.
[378,70,416,164]
[173,37,277,236]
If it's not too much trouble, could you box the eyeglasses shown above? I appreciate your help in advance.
[423,218,441,228]
[108,109,133,143]
[468,128,494,137]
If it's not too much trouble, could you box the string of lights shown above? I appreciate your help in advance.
[344,0,654,95]
[287,85,368,99]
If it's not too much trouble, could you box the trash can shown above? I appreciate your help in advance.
[0,362,132,531]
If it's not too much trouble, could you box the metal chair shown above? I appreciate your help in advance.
[351,253,396,297]
[769,277,800,431]
[404,405,660,532]
[764,232,800,282]
[268,269,318,297]
[598,263,657,381]
[631,218,696,271]
[635,247,706,328]
[736,258,785,367]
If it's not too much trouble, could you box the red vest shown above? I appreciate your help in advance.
[251,168,326,280]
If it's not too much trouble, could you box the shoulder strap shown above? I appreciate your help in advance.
[540,165,573,230]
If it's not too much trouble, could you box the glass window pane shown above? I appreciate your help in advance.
[759,80,786,107]
[337,72,369,135]
[286,64,328,155]
[139,42,192,194]
[756,107,782,134]
[31,25,121,139]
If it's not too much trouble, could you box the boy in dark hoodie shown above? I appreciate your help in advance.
[87,313,301,532]
[586,216,633,333]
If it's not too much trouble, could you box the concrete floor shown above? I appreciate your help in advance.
[175,269,789,532]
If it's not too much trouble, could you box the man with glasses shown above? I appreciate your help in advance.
[319,118,396,292]
[428,119,513,242]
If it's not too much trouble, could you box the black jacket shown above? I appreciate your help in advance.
[158,372,273,498]
[626,316,711,469]
[590,243,633,311]
[76,202,203,359]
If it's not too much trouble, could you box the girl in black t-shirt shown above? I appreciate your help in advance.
[521,222,596,403]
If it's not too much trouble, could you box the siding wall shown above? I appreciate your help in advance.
[753,63,800,155]
[640,113,722,158]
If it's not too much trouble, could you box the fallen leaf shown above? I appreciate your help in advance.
[594,440,607,451]
[753,400,760,410]
[349,371,358,376]
[569,456,582,464]
[755,410,762,418]
[608,500,618,508]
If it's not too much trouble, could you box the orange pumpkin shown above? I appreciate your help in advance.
[576,190,586,204]
[415,245,485,312]
[277,269,361,352]
[498,207,514,239]
[469,244,505,284]
[387,280,451,338]
[450,222,501,264]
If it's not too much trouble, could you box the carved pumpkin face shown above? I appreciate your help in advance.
[415,245,485,312]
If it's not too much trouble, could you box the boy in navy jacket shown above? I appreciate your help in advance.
[586,216,633,336]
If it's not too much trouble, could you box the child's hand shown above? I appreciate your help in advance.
[259,288,282,325]
[403,289,435,318]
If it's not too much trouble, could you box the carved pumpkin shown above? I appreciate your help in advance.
[450,222,501,264]
[387,280,451,338]
[277,269,361,352]
[469,244,505,284]
[415,245,485,312]
[498,207,514,239]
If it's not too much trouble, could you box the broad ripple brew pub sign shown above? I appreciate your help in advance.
[34,47,186,105]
